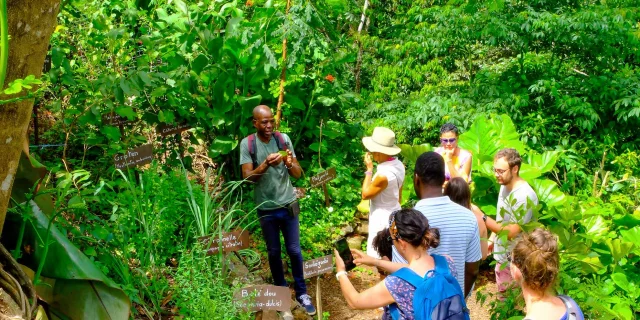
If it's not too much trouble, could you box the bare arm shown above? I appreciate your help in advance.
[447,153,472,182]
[485,216,522,240]
[284,149,302,179]
[352,249,407,273]
[362,174,389,200]
[471,205,488,260]
[464,260,480,298]
[241,161,270,182]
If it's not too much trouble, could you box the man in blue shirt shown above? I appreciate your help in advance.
[391,152,481,297]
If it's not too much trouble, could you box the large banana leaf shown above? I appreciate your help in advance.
[2,152,130,320]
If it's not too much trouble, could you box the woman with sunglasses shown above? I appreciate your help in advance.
[334,209,457,319]
[435,123,472,183]
[510,228,584,320]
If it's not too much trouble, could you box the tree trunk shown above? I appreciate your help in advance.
[0,0,61,234]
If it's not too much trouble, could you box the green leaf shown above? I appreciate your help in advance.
[620,226,640,245]
[209,136,239,157]
[581,215,609,241]
[459,116,499,166]
[238,95,262,115]
[529,178,566,208]
[101,126,122,141]
[7,153,131,319]
[115,106,136,120]
[606,239,633,261]
[525,150,560,174]
[191,54,209,75]
[398,144,433,164]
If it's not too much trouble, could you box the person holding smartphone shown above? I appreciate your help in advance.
[239,105,316,316]
[334,209,456,319]
[361,127,405,261]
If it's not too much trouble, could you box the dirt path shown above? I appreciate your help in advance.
[305,266,496,320]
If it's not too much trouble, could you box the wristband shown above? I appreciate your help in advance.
[285,164,293,169]
[365,171,373,175]
[336,271,348,280]
[482,214,487,222]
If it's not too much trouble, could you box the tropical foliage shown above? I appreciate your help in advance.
[2,0,639,319]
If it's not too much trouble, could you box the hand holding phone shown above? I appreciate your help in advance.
[334,238,356,271]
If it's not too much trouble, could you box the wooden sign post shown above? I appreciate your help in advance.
[302,254,333,320]
[233,285,292,312]
[114,144,154,169]
[199,230,250,256]
[310,167,337,207]
[157,122,191,159]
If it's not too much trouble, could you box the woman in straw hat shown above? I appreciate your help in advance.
[361,127,406,260]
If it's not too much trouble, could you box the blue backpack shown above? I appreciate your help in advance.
[388,254,470,320]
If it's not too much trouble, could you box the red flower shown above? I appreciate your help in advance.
[325,74,335,82]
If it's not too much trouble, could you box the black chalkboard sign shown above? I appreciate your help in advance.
[114,144,153,169]
[310,167,337,188]
[157,123,191,137]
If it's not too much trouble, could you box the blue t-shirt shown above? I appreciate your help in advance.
[392,196,482,292]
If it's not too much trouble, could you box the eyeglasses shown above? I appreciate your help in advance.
[493,167,509,175]
[440,138,457,145]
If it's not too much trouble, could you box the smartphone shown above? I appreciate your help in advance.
[334,238,356,271]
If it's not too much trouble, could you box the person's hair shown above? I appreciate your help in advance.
[443,177,471,209]
[511,228,559,294]
[391,209,440,249]
[372,228,393,260]
[414,152,445,187]
[495,148,522,171]
[440,123,459,136]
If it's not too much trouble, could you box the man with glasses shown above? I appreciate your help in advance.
[239,105,316,316]
[482,148,538,295]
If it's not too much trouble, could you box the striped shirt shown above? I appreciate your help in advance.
[392,196,482,293]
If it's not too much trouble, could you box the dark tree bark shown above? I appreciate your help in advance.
[0,0,61,234]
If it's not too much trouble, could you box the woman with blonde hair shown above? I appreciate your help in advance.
[510,228,584,320]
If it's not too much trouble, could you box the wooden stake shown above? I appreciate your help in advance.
[274,0,292,130]
[322,183,330,207]
[316,275,323,320]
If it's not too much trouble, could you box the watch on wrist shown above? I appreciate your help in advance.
[336,271,348,280]
[482,214,487,222]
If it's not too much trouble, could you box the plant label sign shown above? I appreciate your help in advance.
[199,230,250,256]
[114,144,153,169]
[102,112,132,126]
[157,122,191,137]
[310,167,337,188]
[233,285,291,312]
[303,254,333,279]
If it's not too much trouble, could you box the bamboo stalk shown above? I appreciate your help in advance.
[274,0,292,130]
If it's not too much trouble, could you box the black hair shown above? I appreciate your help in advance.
[392,209,440,249]
[443,177,472,209]
[414,151,445,187]
[440,123,459,136]
[372,228,393,260]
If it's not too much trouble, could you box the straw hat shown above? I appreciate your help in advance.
[362,127,401,155]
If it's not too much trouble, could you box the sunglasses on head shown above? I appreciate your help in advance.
[440,138,457,144]
[387,212,400,241]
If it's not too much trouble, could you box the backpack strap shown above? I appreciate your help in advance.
[273,132,288,151]
[247,134,259,168]
[388,268,425,320]
[432,254,451,277]
[558,295,581,320]
[390,267,425,288]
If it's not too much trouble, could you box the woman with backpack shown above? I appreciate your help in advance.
[510,228,585,320]
[334,209,470,320]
